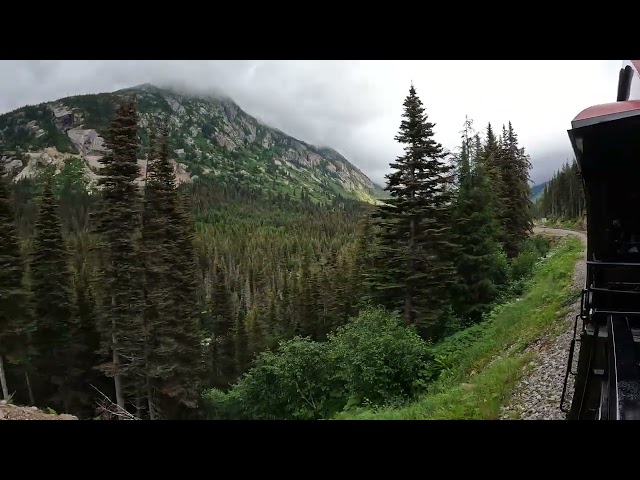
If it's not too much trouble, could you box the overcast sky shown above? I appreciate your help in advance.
[0,60,623,186]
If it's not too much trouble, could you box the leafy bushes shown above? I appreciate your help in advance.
[203,306,431,419]
[326,308,430,408]
[510,236,551,279]
[202,235,554,421]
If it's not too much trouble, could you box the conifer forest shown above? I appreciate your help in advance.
[0,85,540,420]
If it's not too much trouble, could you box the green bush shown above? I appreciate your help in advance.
[202,388,244,420]
[226,337,337,420]
[510,236,551,280]
[202,307,432,419]
[326,307,431,409]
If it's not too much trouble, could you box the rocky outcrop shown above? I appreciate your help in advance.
[67,127,107,157]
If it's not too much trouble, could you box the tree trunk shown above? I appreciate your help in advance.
[25,371,35,406]
[0,352,9,400]
[112,332,125,413]
[111,294,126,414]
[404,216,416,325]
[147,381,155,420]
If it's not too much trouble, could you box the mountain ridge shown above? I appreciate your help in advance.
[0,83,387,203]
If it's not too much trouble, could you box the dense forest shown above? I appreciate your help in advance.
[536,159,586,221]
[0,85,539,420]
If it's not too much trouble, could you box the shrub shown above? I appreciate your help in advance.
[202,307,433,419]
[326,307,431,409]
[227,337,337,420]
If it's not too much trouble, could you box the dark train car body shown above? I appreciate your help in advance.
[564,60,640,419]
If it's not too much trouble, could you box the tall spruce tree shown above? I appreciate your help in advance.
[451,118,506,323]
[29,173,82,412]
[539,159,585,220]
[141,126,204,418]
[161,171,205,417]
[93,98,145,414]
[209,262,236,388]
[0,163,32,400]
[497,122,533,256]
[70,251,102,418]
[367,84,457,337]
[140,125,159,419]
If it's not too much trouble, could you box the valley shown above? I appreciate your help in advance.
[1,80,547,420]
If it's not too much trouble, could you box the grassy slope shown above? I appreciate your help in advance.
[537,218,586,232]
[338,235,584,420]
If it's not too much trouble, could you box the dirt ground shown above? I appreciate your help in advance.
[0,401,78,420]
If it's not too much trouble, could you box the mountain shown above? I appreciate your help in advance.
[0,83,387,203]
[530,181,547,202]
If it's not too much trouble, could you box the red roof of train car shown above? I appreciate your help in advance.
[572,100,640,129]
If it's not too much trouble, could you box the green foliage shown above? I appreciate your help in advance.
[451,117,508,324]
[92,99,145,410]
[0,104,76,154]
[365,85,457,336]
[509,236,552,282]
[537,159,585,222]
[29,175,82,413]
[221,337,335,420]
[326,307,431,407]
[0,163,32,398]
[339,236,583,419]
[203,306,432,419]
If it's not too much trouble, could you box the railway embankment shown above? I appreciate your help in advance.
[500,227,586,419]
[339,229,585,419]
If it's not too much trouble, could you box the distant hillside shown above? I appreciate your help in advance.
[530,181,548,203]
[0,83,387,204]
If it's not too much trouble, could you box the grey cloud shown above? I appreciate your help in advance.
[0,60,622,187]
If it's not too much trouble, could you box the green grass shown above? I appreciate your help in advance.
[337,235,584,420]
[537,217,586,231]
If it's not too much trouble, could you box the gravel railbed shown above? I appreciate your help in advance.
[499,227,587,420]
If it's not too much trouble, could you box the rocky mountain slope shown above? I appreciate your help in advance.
[0,84,386,203]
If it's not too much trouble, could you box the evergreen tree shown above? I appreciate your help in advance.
[161,185,206,417]
[141,126,204,418]
[497,122,533,256]
[29,174,82,412]
[367,84,457,337]
[92,98,145,413]
[0,163,32,400]
[210,262,236,388]
[451,118,506,323]
[538,159,585,221]
[71,254,102,417]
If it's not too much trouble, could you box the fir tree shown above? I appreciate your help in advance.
[451,118,506,323]
[367,84,457,337]
[29,173,80,412]
[141,126,204,418]
[210,262,236,388]
[497,122,533,256]
[538,159,585,220]
[93,98,145,413]
[0,163,32,400]
[161,184,206,417]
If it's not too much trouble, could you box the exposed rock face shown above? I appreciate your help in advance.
[67,128,107,157]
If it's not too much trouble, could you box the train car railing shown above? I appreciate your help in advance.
[560,260,640,419]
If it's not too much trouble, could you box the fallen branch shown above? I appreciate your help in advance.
[91,384,140,420]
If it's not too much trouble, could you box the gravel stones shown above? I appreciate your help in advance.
[500,228,586,420]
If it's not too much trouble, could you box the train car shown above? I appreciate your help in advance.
[562,60,640,419]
